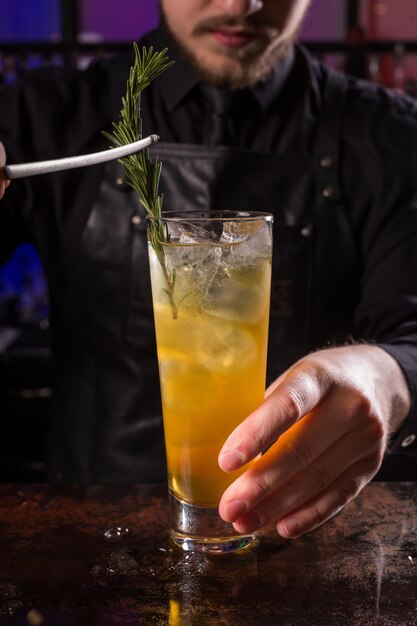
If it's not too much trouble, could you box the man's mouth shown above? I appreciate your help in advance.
[208,27,258,48]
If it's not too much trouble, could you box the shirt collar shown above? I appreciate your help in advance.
[251,46,295,114]
[147,27,295,115]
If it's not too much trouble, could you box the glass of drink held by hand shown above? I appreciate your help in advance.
[147,211,273,554]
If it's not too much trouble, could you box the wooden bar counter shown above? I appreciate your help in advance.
[0,483,416,625]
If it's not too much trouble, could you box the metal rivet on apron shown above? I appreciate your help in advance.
[320,156,333,168]
[116,177,125,186]
[401,434,416,448]
[322,186,335,199]
[301,226,312,237]
[131,214,142,225]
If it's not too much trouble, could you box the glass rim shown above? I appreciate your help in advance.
[146,210,273,223]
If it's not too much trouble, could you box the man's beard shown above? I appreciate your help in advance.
[160,14,295,89]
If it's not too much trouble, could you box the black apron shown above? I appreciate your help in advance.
[48,70,360,482]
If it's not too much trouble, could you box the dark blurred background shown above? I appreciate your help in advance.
[0,0,416,482]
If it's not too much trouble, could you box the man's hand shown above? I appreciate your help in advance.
[218,345,410,538]
[0,142,10,199]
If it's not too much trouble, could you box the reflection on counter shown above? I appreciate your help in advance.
[0,483,416,625]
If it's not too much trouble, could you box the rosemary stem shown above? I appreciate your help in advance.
[103,43,177,318]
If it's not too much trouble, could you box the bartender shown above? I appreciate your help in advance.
[0,0,416,540]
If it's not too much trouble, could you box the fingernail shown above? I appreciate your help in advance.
[280,517,301,538]
[222,499,247,522]
[218,449,243,472]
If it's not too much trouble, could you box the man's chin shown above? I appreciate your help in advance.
[187,42,292,89]
[189,52,262,89]
[171,36,292,89]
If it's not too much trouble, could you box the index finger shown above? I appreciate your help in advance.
[218,364,331,472]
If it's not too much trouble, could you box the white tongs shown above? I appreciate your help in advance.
[4,134,159,180]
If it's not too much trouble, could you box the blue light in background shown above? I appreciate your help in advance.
[0,0,60,42]
[0,245,49,327]
[0,1,60,325]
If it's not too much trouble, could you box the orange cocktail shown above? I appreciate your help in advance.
[148,211,272,553]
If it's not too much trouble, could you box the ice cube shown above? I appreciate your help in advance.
[206,259,271,324]
[178,222,210,245]
[157,348,223,445]
[219,221,248,246]
[195,318,257,374]
[225,221,272,269]
[158,348,217,415]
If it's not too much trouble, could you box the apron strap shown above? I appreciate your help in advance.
[309,68,362,349]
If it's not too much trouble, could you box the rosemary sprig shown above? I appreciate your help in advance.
[103,43,179,318]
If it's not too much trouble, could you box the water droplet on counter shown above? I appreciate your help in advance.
[45,498,59,509]
[408,555,415,564]
[0,580,23,617]
[90,550,139,585]
[16,489,42,507]
[103,526,130,542]
[2,602,21,618]
[19,499,40,508]
[0,580,20,601]
[16,489,29,498]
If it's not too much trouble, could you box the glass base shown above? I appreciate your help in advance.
[169,491,257,555]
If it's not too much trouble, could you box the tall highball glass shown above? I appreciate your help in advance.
[147,211,273,554]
